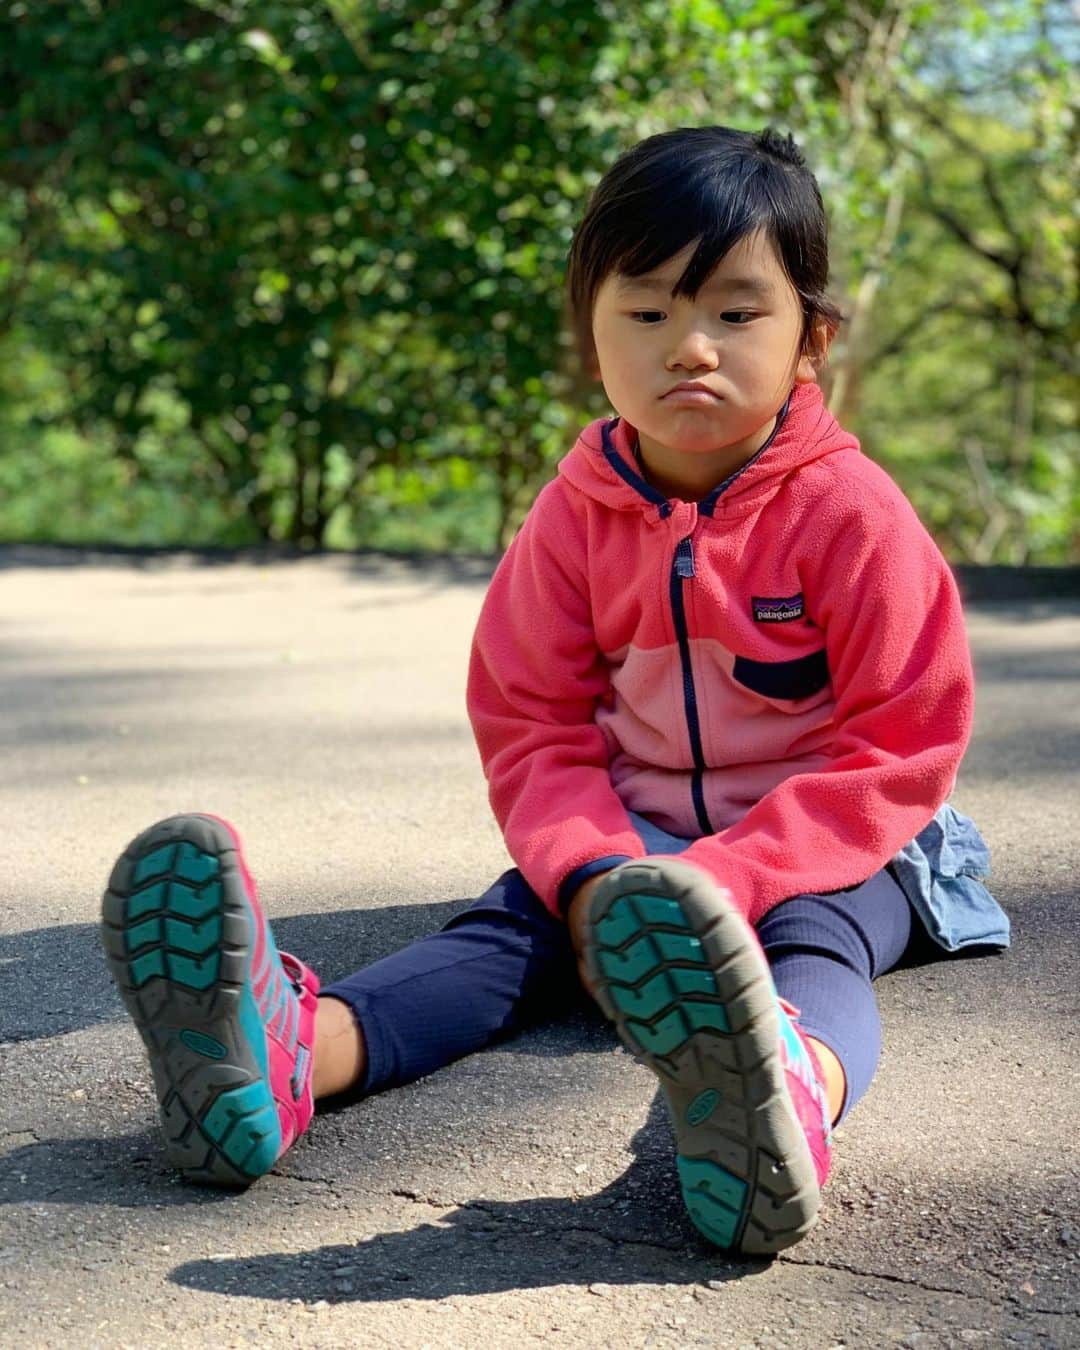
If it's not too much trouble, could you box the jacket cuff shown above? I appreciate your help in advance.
[556,855,634,917]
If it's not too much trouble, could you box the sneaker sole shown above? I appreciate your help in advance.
[101,814,281,1186]
[584,860,822,1256]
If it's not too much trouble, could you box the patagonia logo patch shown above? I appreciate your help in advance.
[752,593,805,623]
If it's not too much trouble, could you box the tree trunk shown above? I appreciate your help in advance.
[828,178,906,424]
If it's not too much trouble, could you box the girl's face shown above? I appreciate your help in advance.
[590,231,823,487]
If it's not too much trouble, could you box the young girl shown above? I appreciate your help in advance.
[100,126,1008,1257]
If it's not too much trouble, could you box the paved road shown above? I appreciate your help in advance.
[2,550,1077,1349]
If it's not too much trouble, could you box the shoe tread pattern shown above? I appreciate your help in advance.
[587,860,821,1256]
[101,815,280,1186]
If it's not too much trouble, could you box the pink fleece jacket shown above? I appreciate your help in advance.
[466,381,974,923]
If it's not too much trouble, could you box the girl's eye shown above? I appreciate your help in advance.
[628,309,756,325]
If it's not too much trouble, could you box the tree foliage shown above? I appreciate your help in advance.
[1,0,1075,559]
[830,0,1077,562]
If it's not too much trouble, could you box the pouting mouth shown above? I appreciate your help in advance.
[664,382,722,397]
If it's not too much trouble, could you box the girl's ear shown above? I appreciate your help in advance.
[794,314,836,383]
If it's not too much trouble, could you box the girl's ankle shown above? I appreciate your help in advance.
[312,995,367,1098]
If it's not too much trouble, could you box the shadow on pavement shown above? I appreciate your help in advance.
[165,1104,762,1301]
[0,901,594,1045]
[0,1127,240,1210]
[973,645,1080,683]
[0,889,1016,1048]
[0,544,496,587]
[160,1096,1079,1313]
[0,1097,741,1281]
[2,652,474,760]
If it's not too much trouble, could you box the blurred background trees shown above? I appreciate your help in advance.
[1,0,1075,559]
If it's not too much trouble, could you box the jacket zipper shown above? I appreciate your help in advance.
[669,534,714,834]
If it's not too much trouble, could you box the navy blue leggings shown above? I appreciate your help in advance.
[323,853,913,1122]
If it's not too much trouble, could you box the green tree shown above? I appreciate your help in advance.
[820,0,1078,561]
[0,0,852,549]
[1,0,1074,559]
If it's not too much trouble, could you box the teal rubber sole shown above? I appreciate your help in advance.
[585,860,821,1256]
[101,814,281,1186]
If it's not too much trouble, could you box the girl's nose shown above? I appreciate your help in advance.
[668,326,719,370]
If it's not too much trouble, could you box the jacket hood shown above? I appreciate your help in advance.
[557,381,860,517]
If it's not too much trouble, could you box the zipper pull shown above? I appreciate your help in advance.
[674,536,695,579]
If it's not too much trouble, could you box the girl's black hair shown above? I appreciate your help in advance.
[566,126,843,373]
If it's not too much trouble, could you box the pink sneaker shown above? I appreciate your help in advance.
[101,814,320,1186]
[584,858,833,1255]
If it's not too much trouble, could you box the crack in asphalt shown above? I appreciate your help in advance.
[782,1255,1077,1317]
[273,1172,340,1197]
[0,1129,40,1143]
[311,1186,696,1257]
[387,1192,700,1258]
[260,1185,1080,1314]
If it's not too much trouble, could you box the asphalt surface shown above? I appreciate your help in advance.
[1,548,1077,1349]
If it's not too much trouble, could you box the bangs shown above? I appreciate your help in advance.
[571,135,794,307]
[601,194,769,301]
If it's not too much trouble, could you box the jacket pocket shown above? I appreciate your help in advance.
[732,649,829,700]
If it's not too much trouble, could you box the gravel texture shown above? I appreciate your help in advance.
[1,549,1077,1349]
